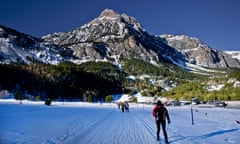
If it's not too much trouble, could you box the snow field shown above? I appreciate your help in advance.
[0,101,239,144]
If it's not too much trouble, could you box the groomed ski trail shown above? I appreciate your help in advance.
[65,107,158,144]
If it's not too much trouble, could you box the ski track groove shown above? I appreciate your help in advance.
[132,110,156,139]
[46,108,115,144]
[64,108,115,144]
[70,108,158,144]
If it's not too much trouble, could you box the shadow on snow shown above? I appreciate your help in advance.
[170,128,239,143]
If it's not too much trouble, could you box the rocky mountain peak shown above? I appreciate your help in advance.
[85,9,144,33]
[43,9,147,48]
[41,9,176,65]
[1,9,240,72]
[100,9,119,18]
[98,9,142,27]
[41,9,240,70]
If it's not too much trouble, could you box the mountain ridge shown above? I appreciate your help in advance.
[160,34,240,69]
[1,9,240,73]
[0,25,75,65]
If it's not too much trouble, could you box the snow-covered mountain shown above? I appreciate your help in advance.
[160,34,240,69]
[42,9,183,65]
[224,51,240,61]
[1,9,240,72]
[0,25,75,64]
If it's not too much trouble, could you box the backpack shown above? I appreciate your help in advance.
[155,106,166,121]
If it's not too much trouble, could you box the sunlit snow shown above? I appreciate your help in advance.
[225,51,240,61]
[0,100,239,144]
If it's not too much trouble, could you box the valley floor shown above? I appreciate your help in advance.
[0,100,240,144]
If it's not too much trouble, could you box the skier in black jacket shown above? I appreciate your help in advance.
[152,100,171,143]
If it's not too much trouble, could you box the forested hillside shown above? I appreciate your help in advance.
[0,59,240,102]
[0,62,128,101]
[161,68,240,101]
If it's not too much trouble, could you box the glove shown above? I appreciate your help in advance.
[168,120,171,124]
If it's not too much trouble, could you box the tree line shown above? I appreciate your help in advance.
[0,59,239,102]
[161,81,240,101]
[0,62,128,101]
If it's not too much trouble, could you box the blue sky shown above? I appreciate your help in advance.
[1,0,240,51]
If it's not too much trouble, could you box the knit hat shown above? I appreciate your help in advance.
[157,100,162,106]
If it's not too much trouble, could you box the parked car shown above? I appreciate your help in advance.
[215,101,227,107]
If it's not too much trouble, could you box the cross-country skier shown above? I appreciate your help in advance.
[125,102,129,112]
[120,102,125,112]
[152,100,171,144]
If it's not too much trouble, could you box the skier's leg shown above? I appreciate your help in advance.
[162,121,169,143]
[156,121,160,140]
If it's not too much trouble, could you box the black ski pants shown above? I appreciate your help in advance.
[156,120,168,142]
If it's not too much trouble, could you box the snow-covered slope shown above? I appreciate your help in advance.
[225,51,240,61]
[0,25,75,64]
[160,34,240,69]
[1,100,240,144]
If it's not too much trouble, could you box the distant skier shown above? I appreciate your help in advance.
[152,100,171,143]
[125,102,129,112]
[117,102,120,109]
[120,102,125,112]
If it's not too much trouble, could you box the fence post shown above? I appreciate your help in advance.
[191,106,194,125]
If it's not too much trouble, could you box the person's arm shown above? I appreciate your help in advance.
[152,106,157,117]
[165,108,171,124]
